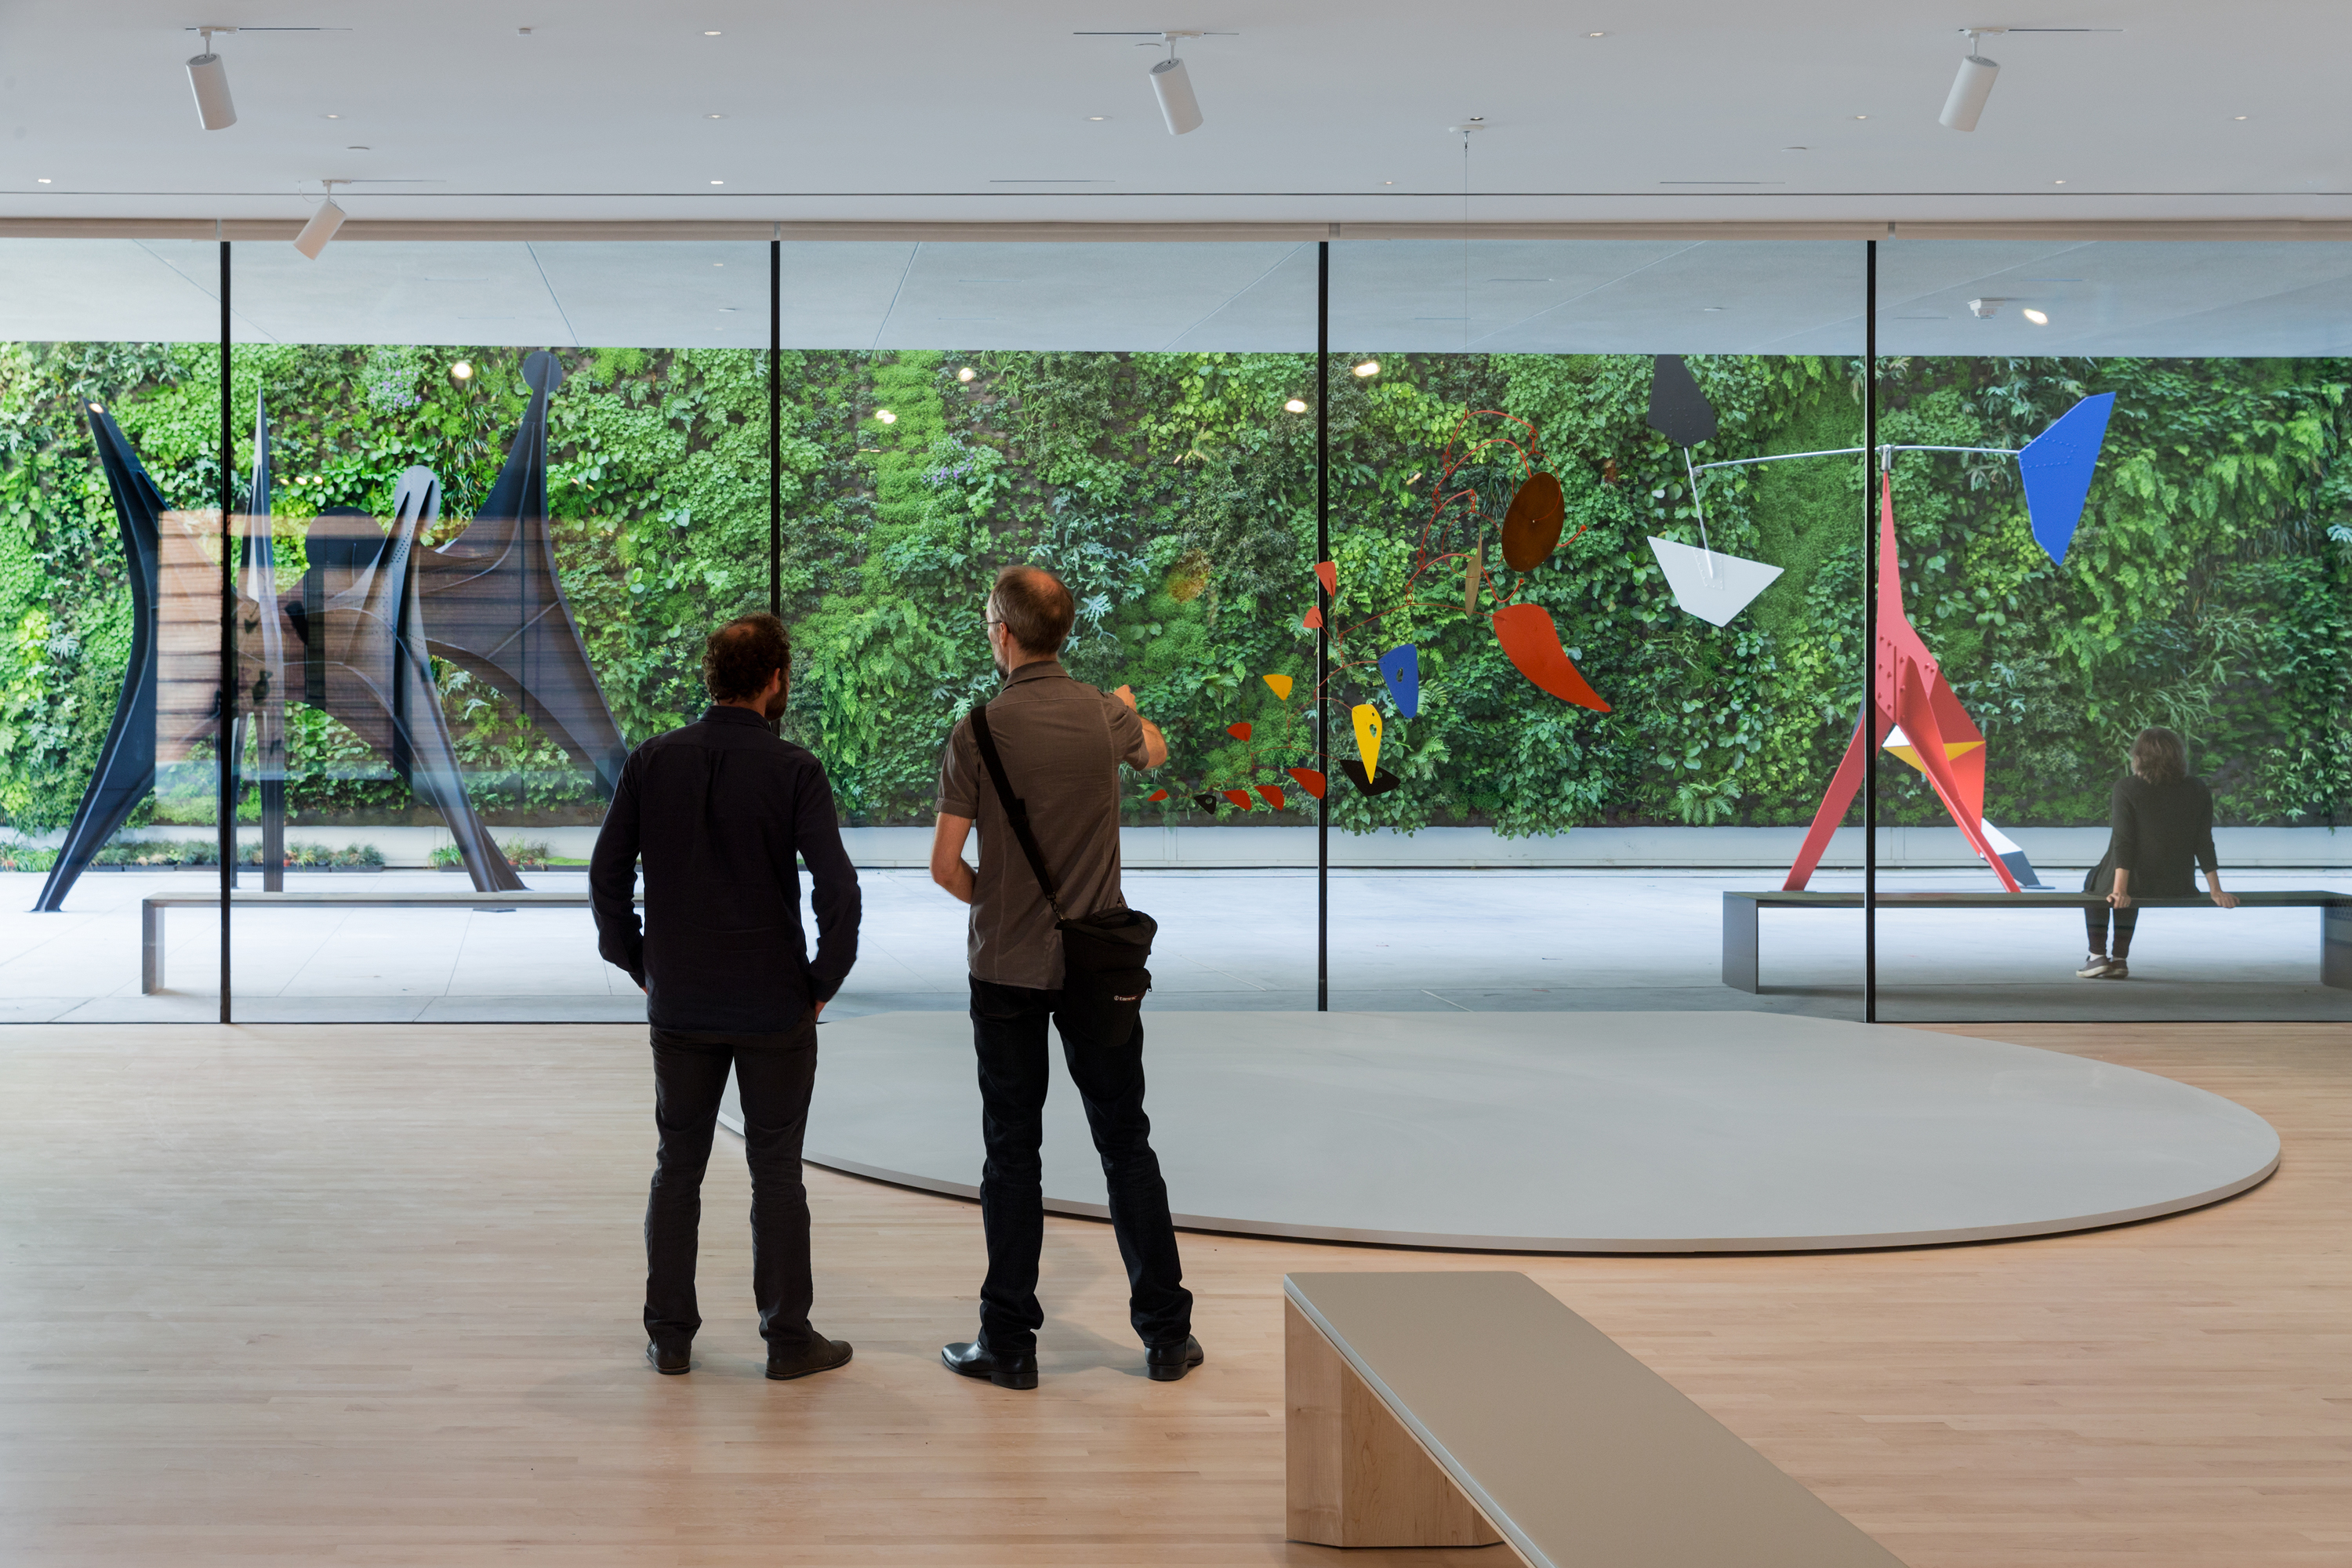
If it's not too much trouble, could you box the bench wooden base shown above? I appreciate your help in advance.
[1284,1298,1502,1549]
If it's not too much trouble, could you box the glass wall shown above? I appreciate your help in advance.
[5,231,2349,1025]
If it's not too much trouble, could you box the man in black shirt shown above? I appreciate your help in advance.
[591,613,861,1381]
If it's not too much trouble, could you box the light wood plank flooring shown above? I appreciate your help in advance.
[1,1021,2345,1566]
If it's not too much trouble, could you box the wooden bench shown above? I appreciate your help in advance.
[140,889,635,994]
[1285,1272,1904,1566]
[1722,888,2352,993]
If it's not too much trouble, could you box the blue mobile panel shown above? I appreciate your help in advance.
[2016,393,2114,565]
[1377,643,1421,720]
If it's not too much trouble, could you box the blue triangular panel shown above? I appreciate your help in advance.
[2017,393,2114,565]
[1377,644,1420,720]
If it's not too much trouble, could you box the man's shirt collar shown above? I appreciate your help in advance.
[1002,659,1068,688]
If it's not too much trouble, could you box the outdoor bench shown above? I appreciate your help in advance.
[140,889,635,994]
[1722,888,2352,993]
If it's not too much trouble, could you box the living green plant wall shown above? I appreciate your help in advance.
[2,341,2347,837]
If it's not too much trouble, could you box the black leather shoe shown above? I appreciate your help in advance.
[942,1338,1039,1390]
[764,1336,853,1381]
[646,1340,691,1375]
[1145,1335,1204,1382]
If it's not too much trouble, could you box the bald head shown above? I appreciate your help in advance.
[990,565,1074,659]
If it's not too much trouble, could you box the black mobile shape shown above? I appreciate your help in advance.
[416,352,626,799]
[37,354,623,909]
[1646,354,1719,448]
[1338,758,1402,797]
[34,408,165,911]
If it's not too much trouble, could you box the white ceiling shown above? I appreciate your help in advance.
[6,235,2352,354]
[1,2,2349,225]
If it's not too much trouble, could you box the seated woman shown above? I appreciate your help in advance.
[2079,726,2239,979]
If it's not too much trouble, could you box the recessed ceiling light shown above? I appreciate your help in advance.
[710,179,724,185]
[957,366,977,382]
[1384,180,1395,184]
[2053,178,2065,184]
[325,114,340,119]
[706,113,725,119]
[1352,359,1380,377]
[703,30,720,36]
[2234,115,2248,121]
[1586,31,1606,38]
[875,408,897,424]
[36,177,49,183]
[1283,397,1308,413]
[713,262,724,267]
[1701,306,1726,312]
[1853,114,1868,120]
[1087,115,1109,122]
[2023,308,2049,325]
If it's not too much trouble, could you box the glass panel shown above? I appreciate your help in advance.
[1871,241,2352,1021]
[772,240,1322,1014]
[0,239,229,1020]
[220,238,769,1022]
[1330,238,1871,1016]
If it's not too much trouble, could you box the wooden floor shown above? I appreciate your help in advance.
[1,1021,2345,1567]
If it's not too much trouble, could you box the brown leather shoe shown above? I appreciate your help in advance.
[764,1335,853,1381]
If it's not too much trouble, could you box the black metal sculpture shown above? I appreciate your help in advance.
[34,350,625,910]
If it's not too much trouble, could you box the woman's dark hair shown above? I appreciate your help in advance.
[702,613,790,702]
[990,564,1074,655]
[2129,726,2187,783]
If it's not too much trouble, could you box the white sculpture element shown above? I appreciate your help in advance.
[1646,536,1784,628]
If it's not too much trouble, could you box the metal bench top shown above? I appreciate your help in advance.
[1285,1271,1904,1568]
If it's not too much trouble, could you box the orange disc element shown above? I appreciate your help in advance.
[1227,721,1252,742]
[1500,472,1566,572]
[1302,606,1323,630]
[1221,789,1255,811]
[1145,789,1168,802]
[1256,784,1287,809]
[1491,602,1610,712]
[1314,560,1338,596]
[1285,767,1328,799]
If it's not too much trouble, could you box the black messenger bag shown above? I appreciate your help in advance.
[968,701,1156,1039]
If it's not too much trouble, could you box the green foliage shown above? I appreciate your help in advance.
[2,341,2347,838]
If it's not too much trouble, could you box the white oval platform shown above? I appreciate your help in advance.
[772,1011,2278,1252]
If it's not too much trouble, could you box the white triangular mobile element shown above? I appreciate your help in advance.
[1646,536,1784,628]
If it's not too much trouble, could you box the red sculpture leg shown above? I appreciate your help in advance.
[1894,663,2021,893]
[1783,716,1878,891]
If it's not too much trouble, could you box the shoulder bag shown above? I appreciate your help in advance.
[967,699,1156,1039]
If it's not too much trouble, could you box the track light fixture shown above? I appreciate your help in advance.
[1940,29,2002,132]
[187,27,237,129]
[294,181,347,260]
[1073,30,1236,136]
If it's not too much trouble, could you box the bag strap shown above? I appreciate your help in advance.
[968,701,1068,921]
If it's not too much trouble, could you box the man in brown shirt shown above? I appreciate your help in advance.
[928,565,1200,1391]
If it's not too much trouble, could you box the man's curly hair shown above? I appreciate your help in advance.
[702,613,790,703]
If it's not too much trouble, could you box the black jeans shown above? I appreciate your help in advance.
[2086,904,2139,957]
[644,1014,819,1352]
[969,976,1192,1356]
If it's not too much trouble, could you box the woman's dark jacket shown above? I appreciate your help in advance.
[2083,774,2219,898]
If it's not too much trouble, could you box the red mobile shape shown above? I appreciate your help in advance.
[1784,474,2018,892]
[1490,604,1611,713]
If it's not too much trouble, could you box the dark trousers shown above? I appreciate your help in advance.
[969,976,1192,1356]
[2086,904,2139,957]
[644,1015,819,1352]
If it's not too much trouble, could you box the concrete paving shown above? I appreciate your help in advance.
[3,865,2347,1025]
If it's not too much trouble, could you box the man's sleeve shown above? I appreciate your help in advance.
[589,753,645,985]
[937,716,979,818]
[1103,691,1150,768]
[797,757,862,1004]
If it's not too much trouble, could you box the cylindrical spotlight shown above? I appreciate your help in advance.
[1151,56,1203,136]
[187,51,237,130]
[293,198,347,260]
[1940,53,1999,132]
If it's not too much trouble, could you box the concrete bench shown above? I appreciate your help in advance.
[140,890,636,994]
[1284,1271,1904,1566]
[1722,888,2352,993]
